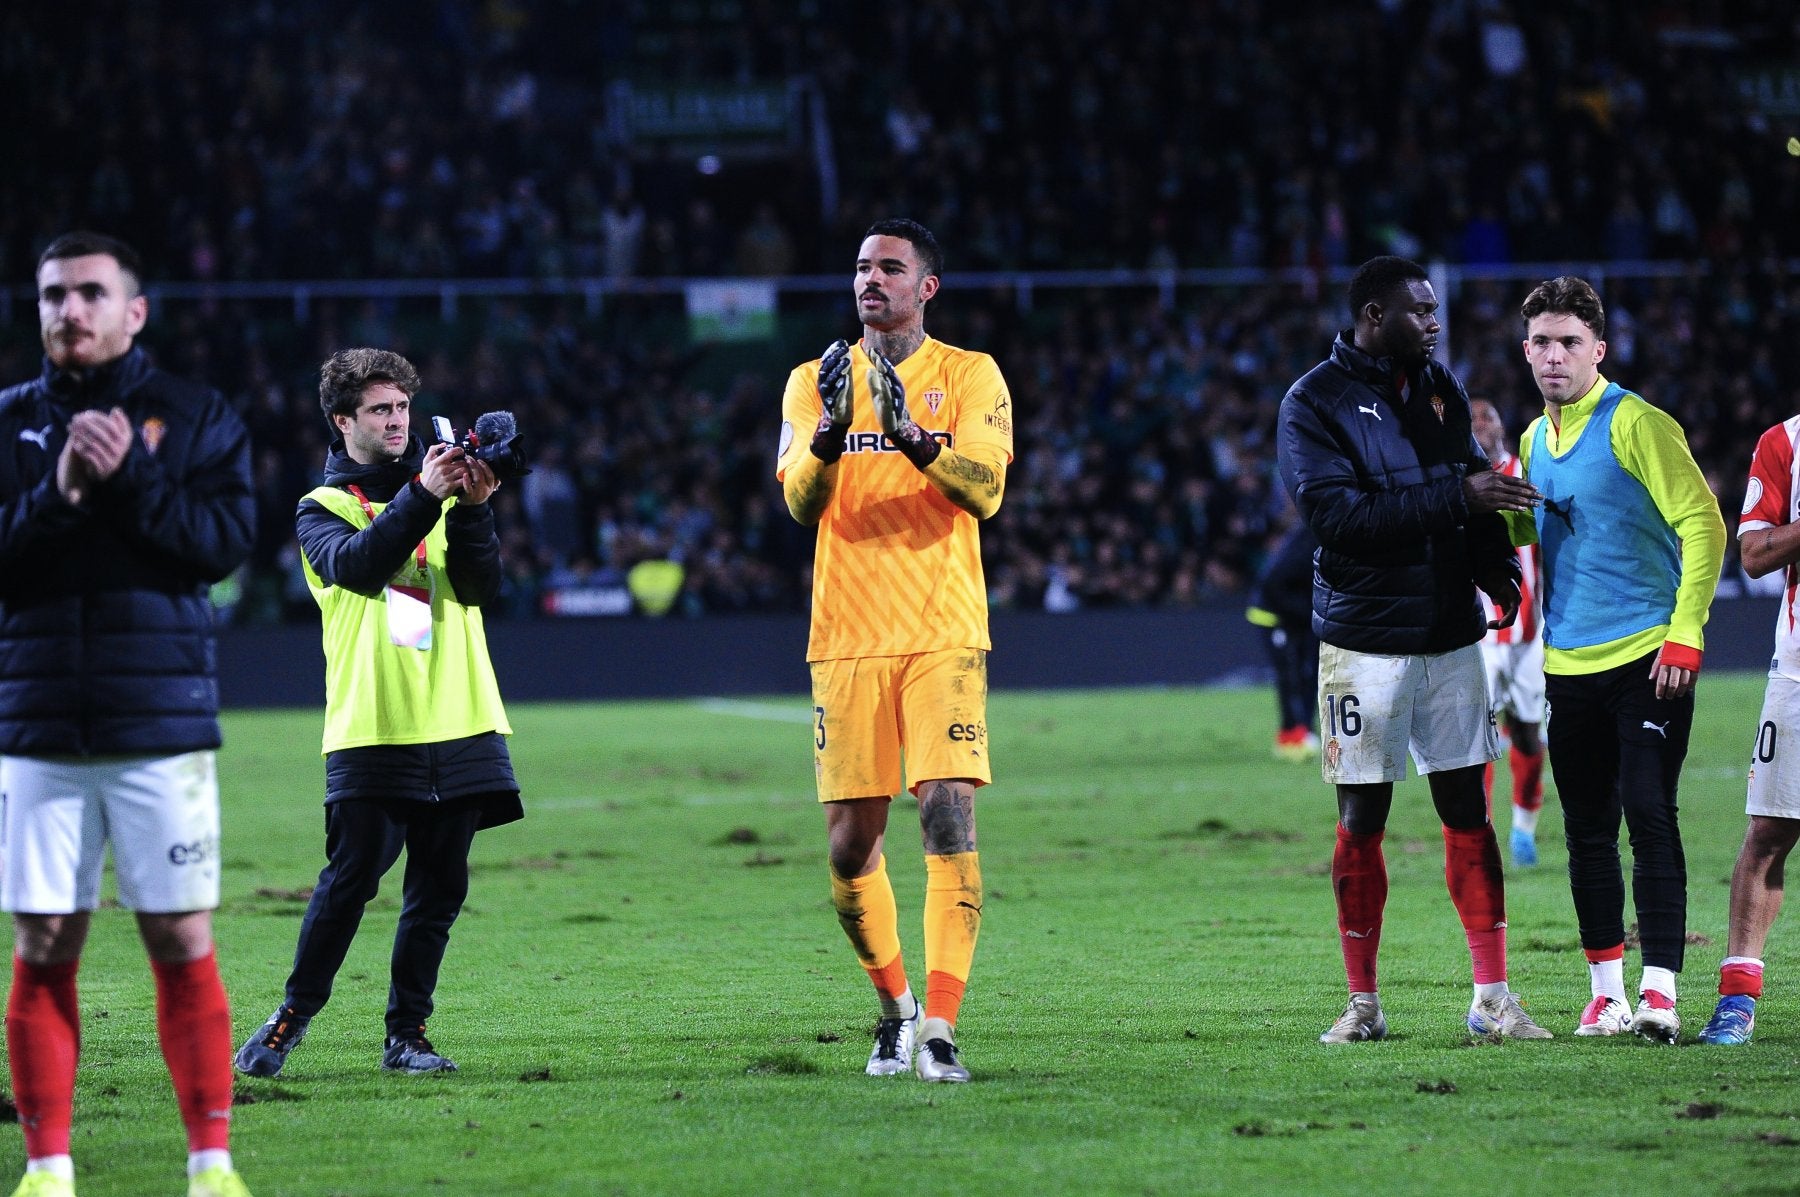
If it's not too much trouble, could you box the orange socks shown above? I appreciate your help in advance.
[924,852,982,1028]
[833,852,984,1028]
[830,856,914,1019]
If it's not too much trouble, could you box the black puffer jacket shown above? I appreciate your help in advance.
[0,348,254,755]
[1277,332,1518,655]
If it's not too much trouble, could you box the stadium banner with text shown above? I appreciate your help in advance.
[685,280,777,342]
[605,81,792,146]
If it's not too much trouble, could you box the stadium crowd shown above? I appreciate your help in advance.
[2,2,1793,281]
[1,1,1796,621]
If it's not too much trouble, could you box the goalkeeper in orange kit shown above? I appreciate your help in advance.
[776,219,1014,1082]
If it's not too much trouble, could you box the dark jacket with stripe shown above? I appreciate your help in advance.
[0,347,254,755]
[1276,332,1518,655]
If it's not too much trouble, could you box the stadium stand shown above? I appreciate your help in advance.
[2,2,1794,621]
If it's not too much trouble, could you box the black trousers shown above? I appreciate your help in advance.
[282,798,482,1036]
[1266,622,1320,731]
[1545,651,1694,972]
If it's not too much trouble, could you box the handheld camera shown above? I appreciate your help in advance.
[430,411,531,481]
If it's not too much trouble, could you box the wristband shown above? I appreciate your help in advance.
[890,423,942,469]
[809,412,849,464]
[1658,641,1702,673]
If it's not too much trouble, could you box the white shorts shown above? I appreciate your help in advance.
[1748,675,1800,819]
[1480,634,1546,724]
[1318,642,1499,784]
[0,752,222,914]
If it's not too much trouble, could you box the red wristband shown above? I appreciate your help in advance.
[1659,641,1702,673]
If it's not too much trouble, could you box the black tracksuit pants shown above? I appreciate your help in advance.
[282,798,482,1036]
[1266,621,1320,732]
[1545,650,1694,972]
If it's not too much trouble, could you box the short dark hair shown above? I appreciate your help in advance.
[1348,256,1428,318]
[38,231,145,295]
[864,217,943,280]
[318,348,421,421]
[1520,275,1606,340]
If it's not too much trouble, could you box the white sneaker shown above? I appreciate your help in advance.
[914,1017,970,1082]
[915,1035,970,1082]
[1319,994,1387,1043]
[865,1010,918,1076]
[1632,991,1680,1044]
[1574,994,1632,1037]
[1467,991,1553,1039]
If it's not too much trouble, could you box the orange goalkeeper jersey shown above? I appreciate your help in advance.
[777,336,1014,662]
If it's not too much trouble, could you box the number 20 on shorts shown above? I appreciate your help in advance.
[1326,693,1362,738]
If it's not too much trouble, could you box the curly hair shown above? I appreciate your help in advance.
[318,348,420,421]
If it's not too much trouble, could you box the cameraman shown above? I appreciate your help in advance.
[236,349,521,1078]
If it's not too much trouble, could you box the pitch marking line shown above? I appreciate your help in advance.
[695,698,813,723]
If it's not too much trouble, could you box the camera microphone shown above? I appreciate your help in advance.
[472,411,517,448]
[436,410,531,481]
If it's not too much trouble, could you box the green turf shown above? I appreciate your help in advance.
[17,675,1800,1195]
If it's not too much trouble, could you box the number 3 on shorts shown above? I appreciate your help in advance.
[1327,693,1363,738]
[814,705,827,751]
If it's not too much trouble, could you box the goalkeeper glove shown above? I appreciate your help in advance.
[867,347,941,469]
[809,339,854,463]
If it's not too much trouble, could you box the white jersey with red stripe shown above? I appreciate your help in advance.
[1740,415,1800,680]
[1481,451,1540,646]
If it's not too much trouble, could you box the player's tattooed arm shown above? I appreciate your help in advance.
[1741,520,1800,579]
[783,449,839,526]
[919,781,978,854]
[923,446,1007,519]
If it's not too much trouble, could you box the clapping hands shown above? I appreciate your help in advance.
[56,407,133,506]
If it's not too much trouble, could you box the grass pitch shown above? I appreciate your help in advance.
[15,676,1799,1196]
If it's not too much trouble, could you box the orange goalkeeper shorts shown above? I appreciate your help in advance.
[808,648,992,802]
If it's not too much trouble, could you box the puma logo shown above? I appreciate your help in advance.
[1357,404,1382,421]
[17,425,51,450]
[1544,496,1575,532]
[1343,928,1373,939]
[1642,720,1670,739]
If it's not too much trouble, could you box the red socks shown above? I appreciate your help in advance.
[1510,746,1544,812]
[1721,961,1765,998]
[1444,825,1508,985]
[151,952,234,1152]
[1332,826,1387,992]
[6,957,80,1159]
[7,952,234,1160]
